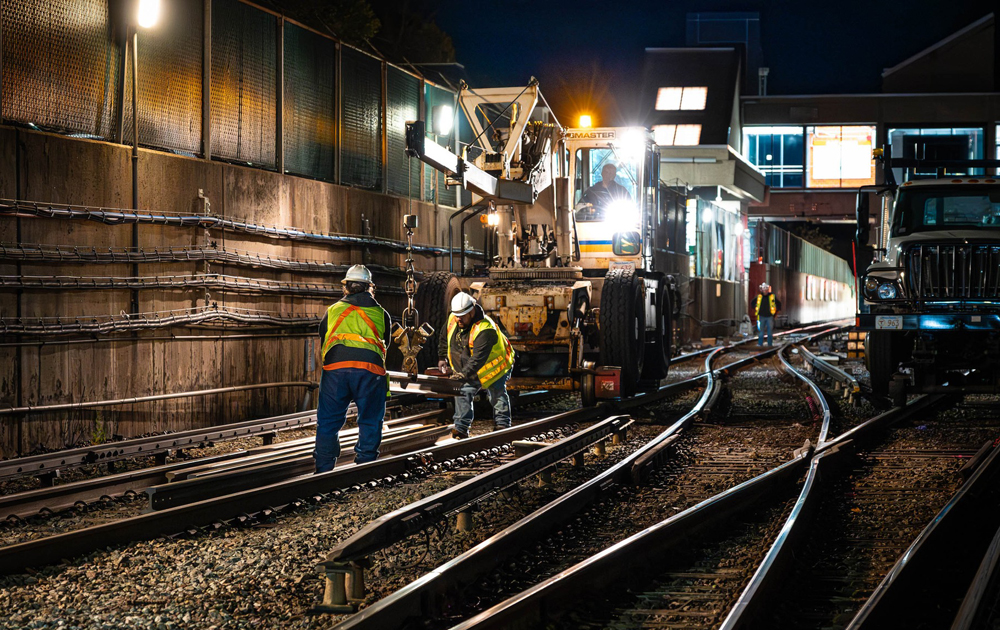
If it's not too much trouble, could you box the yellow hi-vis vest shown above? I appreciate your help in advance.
[756,293,777,318]
[321,301,387,375]
[447,313,515,389]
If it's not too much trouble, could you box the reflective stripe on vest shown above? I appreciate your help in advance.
[321,302,387,369]
[755,293,776,317]
[446,313,515,389]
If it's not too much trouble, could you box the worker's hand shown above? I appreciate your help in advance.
[437,360,451,375]
[449,371,466,381]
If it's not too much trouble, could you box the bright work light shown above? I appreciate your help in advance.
[137,0,161,28]
[432,105,453,136]
[578,115,592,128]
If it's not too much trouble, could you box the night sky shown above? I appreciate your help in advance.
[433,0,997,125]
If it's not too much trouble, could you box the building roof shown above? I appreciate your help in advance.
[882,13,994,78]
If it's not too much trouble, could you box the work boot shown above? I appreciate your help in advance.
[451,427,469,440]
[493,423,510,432]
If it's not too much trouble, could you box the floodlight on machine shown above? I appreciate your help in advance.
[432,105,454,136]
[616,129,646,163]
[579,115,593,128]
[606,199,640,232]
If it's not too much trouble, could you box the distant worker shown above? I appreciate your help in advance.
[582,163,633,210]
[313,264,392,473]
[437,293,515,439]
[755,282,779,347]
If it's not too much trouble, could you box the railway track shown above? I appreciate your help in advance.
[0,324,843,627]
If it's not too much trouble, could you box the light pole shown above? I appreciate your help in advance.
[129,0,160,314]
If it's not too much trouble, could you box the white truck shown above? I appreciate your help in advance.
[856,147,1000,402]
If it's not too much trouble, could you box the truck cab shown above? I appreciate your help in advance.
[856,151,1000,399]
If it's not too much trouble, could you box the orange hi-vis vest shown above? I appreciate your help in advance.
[756,293,777,318]
[321,301,387,375]
[446,313,515,388]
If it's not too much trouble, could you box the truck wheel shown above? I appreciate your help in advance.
[414,271,461,371]
[641,282,672,381]
[600,267,646,398]
[866,331,911,398]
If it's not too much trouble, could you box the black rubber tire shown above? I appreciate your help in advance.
[600,267,646,398]
[641,281,672,381]
[581,371,596,408]
[866,331,912,398]
[413,271,461,371]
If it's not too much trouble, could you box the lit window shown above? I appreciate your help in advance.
[653,124,701,146]
[655,88,682,111]
[674,125,702,145]
[653,125,676,145]
[655,87,708,111]
[680,87,707,110]
[742,126,804,188]
[806,125,876,188]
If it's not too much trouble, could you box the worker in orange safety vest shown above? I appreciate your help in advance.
[312,264,392,473]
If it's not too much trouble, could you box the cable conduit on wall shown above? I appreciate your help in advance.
[0,306,321,335]
[0,243,412,276]
[0,274,404,296]
[0,199,485,257]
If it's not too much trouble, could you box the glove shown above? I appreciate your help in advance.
[449,371,467,381]
[437,360,451,375]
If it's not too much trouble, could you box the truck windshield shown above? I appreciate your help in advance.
[893,186,1000,235]
[573,148,638,223]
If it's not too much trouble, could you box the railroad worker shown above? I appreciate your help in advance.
[436,292,515,439]
[582,162,633,210]
[312,264,392,473]
[755,282,778,347]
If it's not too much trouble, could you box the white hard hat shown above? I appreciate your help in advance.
[759,282,770,293]
[343,264,373,285]
[451,292,476,316]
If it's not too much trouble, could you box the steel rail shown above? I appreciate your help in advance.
[719,377,948,628]
[449,453,811,630]
[717,342,836,629]
[321,415,632,566]
[798,344,861,397]
[0,415,420,521]
[847,440,1000,629]
[329,329,843,629]
[0,393,426,480]
[0,407,599,576]
[952,514,1000,629]
[144,412,450,511]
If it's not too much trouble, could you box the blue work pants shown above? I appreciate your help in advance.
[453,371,511,433]
[758,316,774,347]
[313,367,387,473]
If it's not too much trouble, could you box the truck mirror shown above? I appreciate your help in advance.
[856,192,870,246]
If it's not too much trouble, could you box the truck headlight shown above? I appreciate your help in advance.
[864,277,879,294]
[877,282,897,300]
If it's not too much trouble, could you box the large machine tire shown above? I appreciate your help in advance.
[641,282,672,381]
[600,267,646,398]
[413,271,461,371]
[866,331,911,398]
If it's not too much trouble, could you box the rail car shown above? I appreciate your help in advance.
[747,220,856,329]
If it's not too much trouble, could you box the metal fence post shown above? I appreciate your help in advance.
[276,15,284,174]
[202,0,212,160]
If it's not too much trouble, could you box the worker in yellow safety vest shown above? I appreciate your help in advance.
[754,282,779,348]
[437,292,515,439]
[312,264,392,473]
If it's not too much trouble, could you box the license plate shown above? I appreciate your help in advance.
[875,315,903,330]
[609,261,635,272]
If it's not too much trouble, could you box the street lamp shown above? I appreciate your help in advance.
[129,0,160,314]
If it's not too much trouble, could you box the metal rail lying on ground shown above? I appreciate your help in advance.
[798,344,860,399]
[145,412,450,511]
[0,415,431,521]
[0,393,427,481]
[0,407,600,577]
